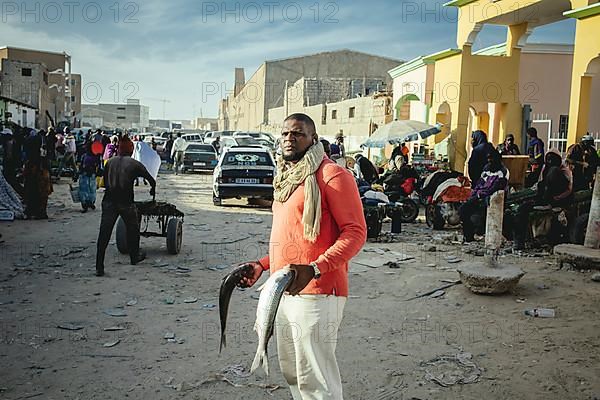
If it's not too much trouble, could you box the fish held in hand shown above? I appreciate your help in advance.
[219,263,254,353]
[251,268,296,376]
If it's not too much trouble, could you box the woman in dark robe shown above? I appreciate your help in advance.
[23,129,53,219]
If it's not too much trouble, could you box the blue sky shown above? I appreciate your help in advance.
[1,0,575,120]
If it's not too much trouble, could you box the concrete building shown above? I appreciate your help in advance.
[0,59,48,119]
[49,72,81,123]
[149,119,171,131]
[0,46,80,128]
[267,76,393,151]
[219,49,402,132]
[193,117,218,131]
[1,95,37,129]
[389,42,600,164]
[81,99,150,131]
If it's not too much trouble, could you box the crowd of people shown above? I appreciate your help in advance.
[460,128,598,246]
[0,125,162,217]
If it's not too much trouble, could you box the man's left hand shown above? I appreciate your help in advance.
[286,264,315,295]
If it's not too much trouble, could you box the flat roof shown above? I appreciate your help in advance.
[0,46,68,57]
[0,95,38,109]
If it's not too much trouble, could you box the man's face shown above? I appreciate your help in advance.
[281,119,315,162]
[506,137,514,145]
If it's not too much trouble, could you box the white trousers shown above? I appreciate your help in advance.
[275,294,346,400]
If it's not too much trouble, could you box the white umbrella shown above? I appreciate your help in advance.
[362,120,442,148]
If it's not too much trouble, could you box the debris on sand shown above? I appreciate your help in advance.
[103,309,127,317]
[103,326,126,331]
[384,261,401,269]
[201,236,251,245]
[126,298,138,306]
[422,245,437,252]
[183,297,198,303]
[57,323,84,331]
[429,290,445,298]
[208,264,229,271]
[103,339,120,348]
[421,351,482,387]
[200,364,281,395]
[405,281,462,301]
[237,217,263,224]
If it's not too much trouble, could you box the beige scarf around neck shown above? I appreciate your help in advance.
[273,141,325,242]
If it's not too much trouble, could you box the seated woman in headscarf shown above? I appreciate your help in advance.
[459,149,509,242]
[537,149,572,207]
[508,149,572,250]
[497,133,520,155]
[565,144,587,193]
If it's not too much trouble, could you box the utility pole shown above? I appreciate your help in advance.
[145,98,171,119]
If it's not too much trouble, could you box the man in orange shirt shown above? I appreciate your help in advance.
[240,113,367,399]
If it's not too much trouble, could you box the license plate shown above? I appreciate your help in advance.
[235,178,259,184]
[193,162,206,166]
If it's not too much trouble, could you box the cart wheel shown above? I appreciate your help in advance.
[167,218,183,254]
[569,213,588,245]
[213,194,222,206]
[400,199,419,223]
[116,217,129,254]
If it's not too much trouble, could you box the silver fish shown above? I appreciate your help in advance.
[219,264,254,353]
[251,268,296,375]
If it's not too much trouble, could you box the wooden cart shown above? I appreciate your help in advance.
[116,201,184,255]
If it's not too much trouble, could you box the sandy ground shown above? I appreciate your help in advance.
[1,170,600,400]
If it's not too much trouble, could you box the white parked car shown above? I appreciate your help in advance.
[182,133,204,143]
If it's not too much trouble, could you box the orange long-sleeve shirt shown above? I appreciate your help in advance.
[259,158,367,297]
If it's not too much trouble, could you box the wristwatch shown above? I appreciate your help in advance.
[309,262,321,279]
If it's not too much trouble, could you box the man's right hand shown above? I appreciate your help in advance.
[238,261,264,288]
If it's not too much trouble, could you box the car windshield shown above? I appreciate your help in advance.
[186,144,215,152]
[223,152,273,166]
[235,137,259,146]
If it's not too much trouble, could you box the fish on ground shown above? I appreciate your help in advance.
[251,268,296,376]
[219,264,254,353]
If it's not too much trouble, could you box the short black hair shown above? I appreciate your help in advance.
[527,127,537,137]
[320,138,331,156]
[284,113,316,135]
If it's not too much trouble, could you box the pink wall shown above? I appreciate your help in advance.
[519,51,600,145]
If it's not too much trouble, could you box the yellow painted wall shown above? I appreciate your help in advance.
[429,53,462,167]
[567,13,600,144]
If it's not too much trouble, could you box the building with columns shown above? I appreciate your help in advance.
[394,0,600,171]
